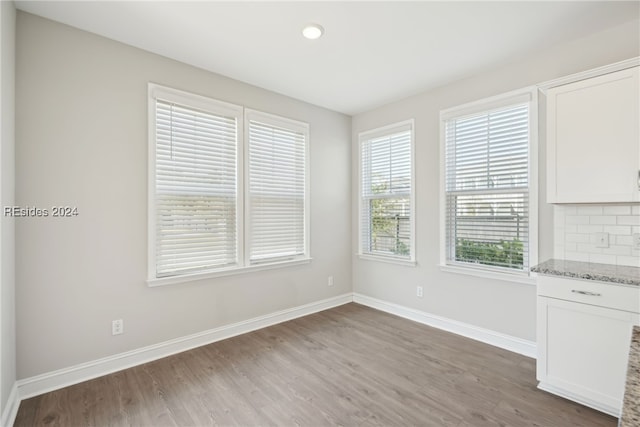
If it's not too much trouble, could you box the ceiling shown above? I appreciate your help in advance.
[15,1,640,115]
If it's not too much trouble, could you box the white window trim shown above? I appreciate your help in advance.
[438,87,538,283]
[147,258,312,288]
[358,119,416,264]
[147,83,310,286]
[358,253,417,267]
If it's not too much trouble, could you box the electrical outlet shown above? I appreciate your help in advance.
[633,233,640,250]
[112,319,124,336]
[593,232,609,248]
[416,286,423,298]
[327,276,334,287]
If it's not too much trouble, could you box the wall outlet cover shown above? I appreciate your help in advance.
[593,232,609,248]
[112,319,124,335]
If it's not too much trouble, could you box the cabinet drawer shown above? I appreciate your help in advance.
[537,276,639,313]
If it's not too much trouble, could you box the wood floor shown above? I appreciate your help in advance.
[15,303,616,426]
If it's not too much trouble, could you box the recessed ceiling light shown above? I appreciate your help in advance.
[302,23,324,40]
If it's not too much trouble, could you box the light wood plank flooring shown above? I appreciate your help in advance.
[15,303,616,426]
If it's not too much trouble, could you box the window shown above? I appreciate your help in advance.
[440,89,537,276]
[148,84,309,285]
[246,110,309,265]
[359,120,415,263]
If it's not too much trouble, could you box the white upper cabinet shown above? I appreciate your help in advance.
[546,66,639,203]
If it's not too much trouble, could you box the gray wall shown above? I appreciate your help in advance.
[352,19,640,342]
[1,0,16,415]
[15,12,352,379]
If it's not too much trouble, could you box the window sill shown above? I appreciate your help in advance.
[358,254,417,267]
[439,263,536,285]
[147,257,312,287]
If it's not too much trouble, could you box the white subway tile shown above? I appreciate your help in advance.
[603,225,632,235]
[565,251,589,261]
[577,225,603,234]
[553,229,564,246]
[617,215,640,226]
[589,254,617,264]
[602,245,632,256]
[590,216,616,225]
[566,215,589,225]
[561,206,577,215]
[603,206,632,215]
[577,206,603,215]
[632,205,640,215]
[554,245,565,258]
[577,243,601,254]
[616,256,640,267]
[615,235,633,246]
[564,225,577,233]
[566,233,590,243]
[564,242,577,252]
[633,226,640,234]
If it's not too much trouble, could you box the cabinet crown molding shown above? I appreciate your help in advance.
[538,57,640,93]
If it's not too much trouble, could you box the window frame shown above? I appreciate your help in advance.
[147,84,310,287]
[439,88,538,284]
[244,108,311,267]
[358,119,416,266]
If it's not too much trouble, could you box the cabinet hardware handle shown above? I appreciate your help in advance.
[571,290,601,297]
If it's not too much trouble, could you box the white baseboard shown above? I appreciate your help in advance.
[1,382,19,427]
[537,382,619,417]
[353,293,536,358]
[15,293,353,403]
[5,291,537,427]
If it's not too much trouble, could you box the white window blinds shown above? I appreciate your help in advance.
[360,122,414,260]
[444,102,530,271]
[247,112,308,264]
[152,93,241,278]
[149,85,310,283]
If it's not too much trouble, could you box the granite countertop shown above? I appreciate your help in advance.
[620,325,640,426]
[531,259,640,287]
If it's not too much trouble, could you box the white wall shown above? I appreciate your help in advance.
[0,0,16,416]
[352,19,640,342]
[15,12,352,379]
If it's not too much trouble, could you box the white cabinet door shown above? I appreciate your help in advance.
[537,296,639,416]
[546,66,640,203]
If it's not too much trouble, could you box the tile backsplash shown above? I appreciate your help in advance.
[554,204,640,267]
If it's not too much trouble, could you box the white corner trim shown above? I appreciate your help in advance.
[1,382,19,427]
[16,293,353,402]
[353,293,536,358]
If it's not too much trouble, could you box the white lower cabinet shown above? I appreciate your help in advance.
[537,276,640,416]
